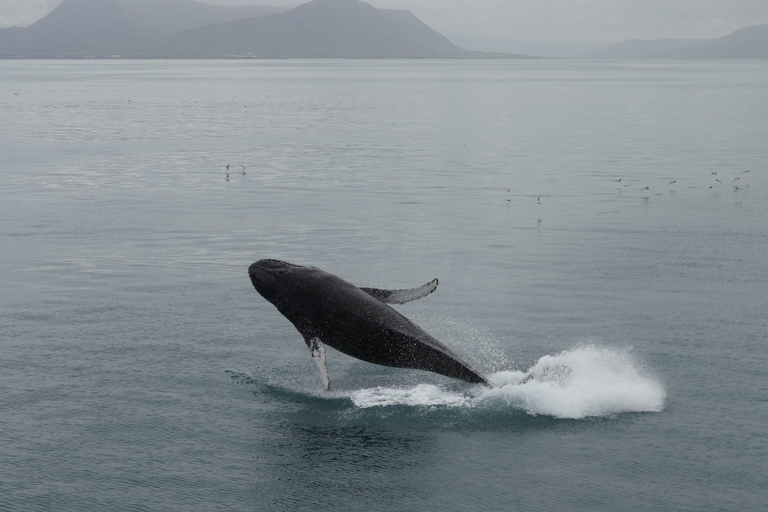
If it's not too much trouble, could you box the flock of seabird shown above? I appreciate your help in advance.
[506,168,755,206]
[623,169,752,195]
[224,163,249,182]
[223,160,754,201]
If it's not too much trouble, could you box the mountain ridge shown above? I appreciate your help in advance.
[0,0,287,57]
[169,0,476,58]
[0,0,517,59]
[659,24,768,59]
[577,38,715,59]
[578,24,768,59]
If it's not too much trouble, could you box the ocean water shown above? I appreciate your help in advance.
[1,59,767,511]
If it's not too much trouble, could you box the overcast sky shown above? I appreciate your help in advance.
[1,0,767,42]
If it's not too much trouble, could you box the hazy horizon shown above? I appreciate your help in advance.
[2,0,767,45]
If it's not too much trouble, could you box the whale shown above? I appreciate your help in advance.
[248,259,493,390]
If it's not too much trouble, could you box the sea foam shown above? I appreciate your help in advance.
[348,345,666,419]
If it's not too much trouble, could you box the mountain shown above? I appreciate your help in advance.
[576,38,715,59]
[446,32,607,58]
[114,0,286,41]
[0,0,286,57]
[577,25,768,59]
[169,0,477,58]
[0,0,142,57]
[0,0,522,59]
[659,25,768,59]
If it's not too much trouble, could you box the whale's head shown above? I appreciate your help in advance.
[249,258,349,334]
[248,259,304,303]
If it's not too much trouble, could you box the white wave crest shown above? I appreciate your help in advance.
[347,345,666,419]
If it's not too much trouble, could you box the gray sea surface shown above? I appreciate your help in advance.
[1,59,767,511]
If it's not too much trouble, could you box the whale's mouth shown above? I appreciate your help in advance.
[249,272,265,287]
[248,262,273,291]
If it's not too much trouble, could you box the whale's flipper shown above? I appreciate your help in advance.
[360,278,438,305]
[306,337,330,391]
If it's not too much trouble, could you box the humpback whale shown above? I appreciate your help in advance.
[248,259,493,390]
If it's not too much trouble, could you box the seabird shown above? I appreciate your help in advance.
[733,186,742,192]
[641,186,650,191]
[710,172,718,176]
[537,195,542,205]
[668,180,676,185]
[733,177,740,183]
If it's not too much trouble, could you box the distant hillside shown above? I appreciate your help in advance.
[577,38,714,59]
[115,0,286,41]
[446,32,606,59]
[0,0,142,57]
[0,0,286,57]
[659,25,768,59]
[169,0,477,58]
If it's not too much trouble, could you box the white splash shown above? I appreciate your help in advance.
[347,345,666,419]
[482,345,666,418]
[351,384,468,408]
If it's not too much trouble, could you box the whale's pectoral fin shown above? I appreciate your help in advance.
[360,278,438,305]
[305,336,330,391]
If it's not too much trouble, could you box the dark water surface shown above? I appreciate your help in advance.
[1,60,767,511]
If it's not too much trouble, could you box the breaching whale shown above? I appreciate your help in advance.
[248,259,493,390]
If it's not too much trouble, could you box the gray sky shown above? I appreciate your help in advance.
[1,0,767,42]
